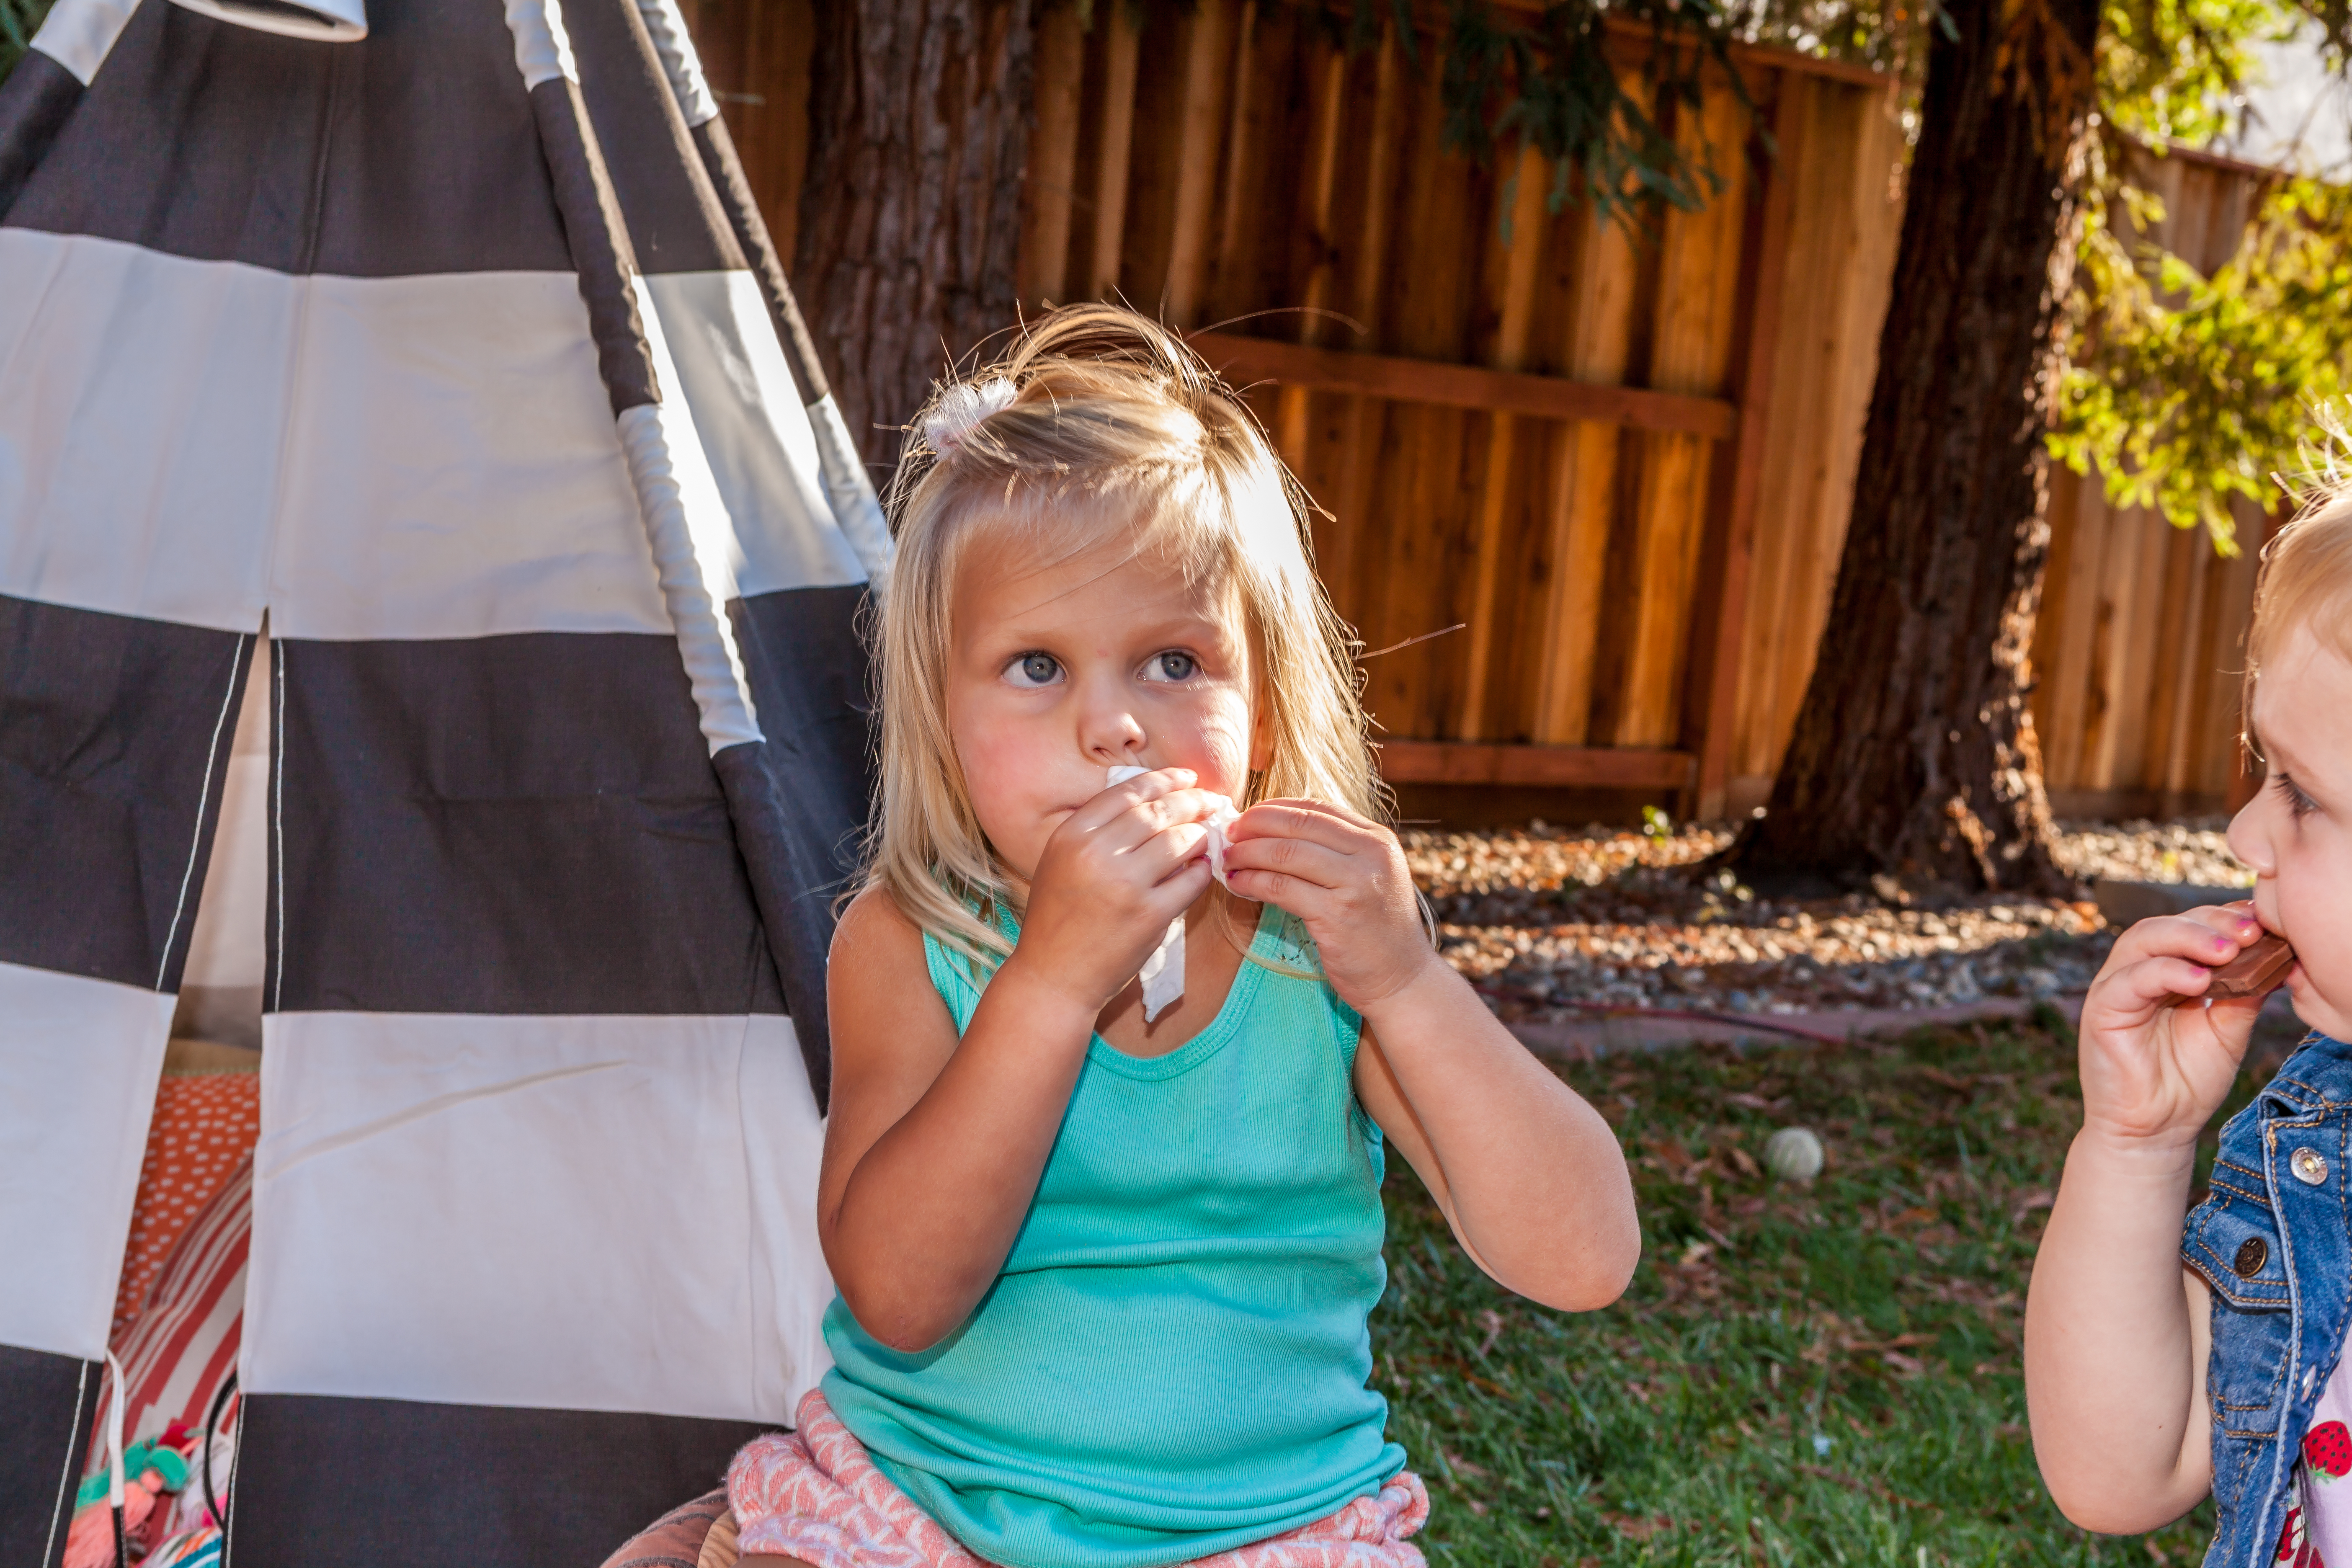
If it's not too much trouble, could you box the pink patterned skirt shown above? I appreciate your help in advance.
[727,1393,1429,1568]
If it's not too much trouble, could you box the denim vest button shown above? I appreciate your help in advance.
[2236,1236,2269,1276]
[2294,1147,2331,1185]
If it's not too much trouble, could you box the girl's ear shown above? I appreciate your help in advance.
[1248,691,1275,773]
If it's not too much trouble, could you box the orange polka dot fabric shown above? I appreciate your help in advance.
[112,1073,261,1338]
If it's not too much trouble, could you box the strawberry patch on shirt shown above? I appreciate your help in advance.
[2312,1423,2352,1482]
[2283,1502,2326,1566]
[2299,1364,2352,1563]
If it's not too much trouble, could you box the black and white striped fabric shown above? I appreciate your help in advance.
[0,0,882,1561]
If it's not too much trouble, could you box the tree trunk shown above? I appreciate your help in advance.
[1736,0,2097,894]
[794,0,1037,471]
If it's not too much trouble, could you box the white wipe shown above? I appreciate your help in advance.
[1106,766,1241,1021]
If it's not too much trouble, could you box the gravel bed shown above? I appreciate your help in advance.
[2055,818,2250,887]
[1408,818,2251,1021]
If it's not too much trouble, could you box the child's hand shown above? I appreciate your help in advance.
[2076,901,2270,1150]
[1012,767,1217,1014]
[1220,799,1439,1011]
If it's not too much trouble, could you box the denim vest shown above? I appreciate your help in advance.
[2182,1031,2352,1567]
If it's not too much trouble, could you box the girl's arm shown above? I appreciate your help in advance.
[819,772,1217,1354]
[1220,801,1640,1311]
[2024,903,2266,1532]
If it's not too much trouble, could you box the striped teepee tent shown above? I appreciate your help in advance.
[0,0,884,1560]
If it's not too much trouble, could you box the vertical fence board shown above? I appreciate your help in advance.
[2112,497,2175,792]
[1460,143,1553,739]
[1610,79,1747,749]
[2091,501,2145,794]
[1530,143,1643,748]
[1086,9,1142,298]
[2141,523,2203,798]
[1163,0,1238,325]
[1729,80,1903,809]
[2029,473,2081,789]
[2200,504,2267,799]
[2036,472,2104,790]
[1319,27,1406,632]
[1019,4,1086,305]
[1118,6,1189,304]
[1691,67,1806,818]
[1368,54,1485,738]
[1269,26,1345,464]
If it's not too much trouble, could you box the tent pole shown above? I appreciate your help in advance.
[626,0,894,592]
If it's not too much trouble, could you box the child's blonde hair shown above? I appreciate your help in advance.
[2249,486,2352,695]
[864,304,1377,963]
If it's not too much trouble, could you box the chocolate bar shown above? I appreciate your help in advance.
[2168,931,2296,1007]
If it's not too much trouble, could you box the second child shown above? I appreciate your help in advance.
[2027,487,2352,1564]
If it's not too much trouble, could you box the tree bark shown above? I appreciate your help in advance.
[794,0,1037,471]
[1736,0,2098,894]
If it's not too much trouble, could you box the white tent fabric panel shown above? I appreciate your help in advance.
[0,237,872,645]
[166,0,368,44]
[0,230,294,634]
[0,963,175,1361]
[244,1010,830,1421]
[28,0,141,85]
[642,268,868,601]
[0,231,659,638]
[270,264,679,640]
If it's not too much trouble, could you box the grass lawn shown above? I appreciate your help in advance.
[1370,1013,2267,1565]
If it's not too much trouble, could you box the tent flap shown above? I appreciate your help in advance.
[0,0,879,1558]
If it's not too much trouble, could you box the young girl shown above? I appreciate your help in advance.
[2026,489,2352,1564]
[719,306,1640,1568]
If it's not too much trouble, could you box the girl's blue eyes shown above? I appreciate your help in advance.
[1001,651,1199,687]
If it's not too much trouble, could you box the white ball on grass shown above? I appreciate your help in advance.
[1763,1126,1825,1183]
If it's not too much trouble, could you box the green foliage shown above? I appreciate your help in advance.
[2053,170,2352,550]
[0,0,53,83]
[1373,1019,2257,1562]
[2045,0,2352,552]
[1438,0,1747,226]
[2101,0,2295,144]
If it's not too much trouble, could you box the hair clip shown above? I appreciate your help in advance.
[924,378,1019,454]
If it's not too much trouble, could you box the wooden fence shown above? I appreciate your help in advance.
[683,0,2271,823]
[2031,147,2276,819]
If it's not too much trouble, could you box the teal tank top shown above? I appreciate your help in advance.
[820,903,1406,1568]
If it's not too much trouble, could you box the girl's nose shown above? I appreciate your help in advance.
[2227,788,2275,877]
[1076,676,1147,765]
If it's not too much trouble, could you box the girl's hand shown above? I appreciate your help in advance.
[1011,767,1217,1015]
[1220,798,1439,1011]
[2076,901,2270,1151]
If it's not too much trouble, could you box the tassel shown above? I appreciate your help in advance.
[65,1353,186,1568]
[61,1474,161,1568]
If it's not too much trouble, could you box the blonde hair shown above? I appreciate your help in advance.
[863,304,1378,963]
[2249,486,2352,695]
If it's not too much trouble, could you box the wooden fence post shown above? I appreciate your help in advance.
[1018,3,1086,307]
[1689,69,1805,821]
[1457,139,1552,740]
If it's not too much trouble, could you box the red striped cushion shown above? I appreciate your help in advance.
[94,1155,251,1460]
